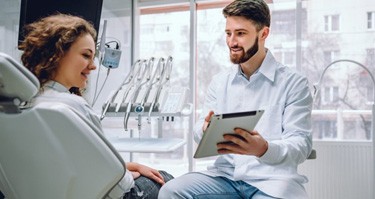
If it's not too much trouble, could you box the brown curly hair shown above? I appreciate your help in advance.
[18,13,97,95]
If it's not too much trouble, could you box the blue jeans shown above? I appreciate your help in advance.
[0,172,173,199]
[124,170,174,199]
[158,172,277,199]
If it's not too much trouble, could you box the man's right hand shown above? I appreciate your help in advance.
[202,110,215,132]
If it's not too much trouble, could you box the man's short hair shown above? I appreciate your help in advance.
[223,0,271,31]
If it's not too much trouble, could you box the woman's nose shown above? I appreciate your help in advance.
[88,61,97,70]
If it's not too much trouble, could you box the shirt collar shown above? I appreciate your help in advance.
[233,49,278,83]
[258,49,277,83]
[44,81,70,93]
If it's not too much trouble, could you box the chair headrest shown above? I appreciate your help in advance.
[0,52,40,101]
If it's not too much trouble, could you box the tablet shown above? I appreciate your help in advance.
[193,110,264,158]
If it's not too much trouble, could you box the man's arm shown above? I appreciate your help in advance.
[260,78,313,164]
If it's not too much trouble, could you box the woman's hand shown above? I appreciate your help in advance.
[130,171,141,179]
[126,162,165,185]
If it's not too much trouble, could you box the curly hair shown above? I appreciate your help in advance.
[18,13,97,95]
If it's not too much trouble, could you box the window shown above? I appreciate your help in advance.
[313,120,337,139]
[322,120,337,139]
[323,50,340,65]
[140,24,154,34]
[139,11,190,85]
[322,86,339,104]
[364,49,374,103]
[272,10,296,35]
[324,14,340,32]
[367,11,375,30]
[196,7,230,110]
[367,86,374,103]
[138,8,191,177]
[366,48,375,67]
[273,50,295,67]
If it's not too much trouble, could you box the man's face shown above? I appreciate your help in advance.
[225,16,259,64]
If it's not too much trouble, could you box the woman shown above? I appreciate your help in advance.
[18,13,173,199]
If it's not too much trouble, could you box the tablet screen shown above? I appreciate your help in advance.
[194,110,264,158]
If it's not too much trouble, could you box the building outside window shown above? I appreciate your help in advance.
[323,50,340,66]
[367,86,374,103]
[366,48,375,67]
[367,11,375,30]
[322,86,339,104]
[274,50,295,68]
[324,14,340,32]
[272,10,296,35]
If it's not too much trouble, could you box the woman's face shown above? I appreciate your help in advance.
[54,33,96,89]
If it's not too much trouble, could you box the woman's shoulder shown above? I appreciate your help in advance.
[35,88,89,112]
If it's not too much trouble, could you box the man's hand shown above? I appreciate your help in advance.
[216,128,268,157]
[202,110,215,132]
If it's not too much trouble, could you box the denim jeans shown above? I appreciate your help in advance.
[0,172,173,199]
[124,170,174,199]
[158,172,277,199]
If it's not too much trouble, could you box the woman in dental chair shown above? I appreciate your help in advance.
[18,13,173,199]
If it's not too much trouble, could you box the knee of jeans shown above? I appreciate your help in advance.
[158,180,181,198]
[159,170,174,182]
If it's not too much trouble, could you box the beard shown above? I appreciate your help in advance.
[229,37,259,64]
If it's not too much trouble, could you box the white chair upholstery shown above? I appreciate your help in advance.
[0,52,125,199]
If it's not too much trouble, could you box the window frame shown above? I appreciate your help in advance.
[324,14,340,32]
[367,11,375,30]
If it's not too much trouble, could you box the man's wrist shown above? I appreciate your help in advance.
[257,140,268,157]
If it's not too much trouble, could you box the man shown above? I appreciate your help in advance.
[158,0,312,198]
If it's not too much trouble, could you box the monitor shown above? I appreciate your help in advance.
[18,0,104,47]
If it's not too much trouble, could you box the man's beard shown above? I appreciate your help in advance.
[229,37,259,64]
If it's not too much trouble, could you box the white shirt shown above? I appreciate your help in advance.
[194,50,313,199]
[33,81,135,198]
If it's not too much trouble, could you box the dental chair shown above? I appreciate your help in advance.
[0,52,126,198]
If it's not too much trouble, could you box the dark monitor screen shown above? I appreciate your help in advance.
[18,0,103,47]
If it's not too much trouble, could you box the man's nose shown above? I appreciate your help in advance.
[227,35,238,47]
